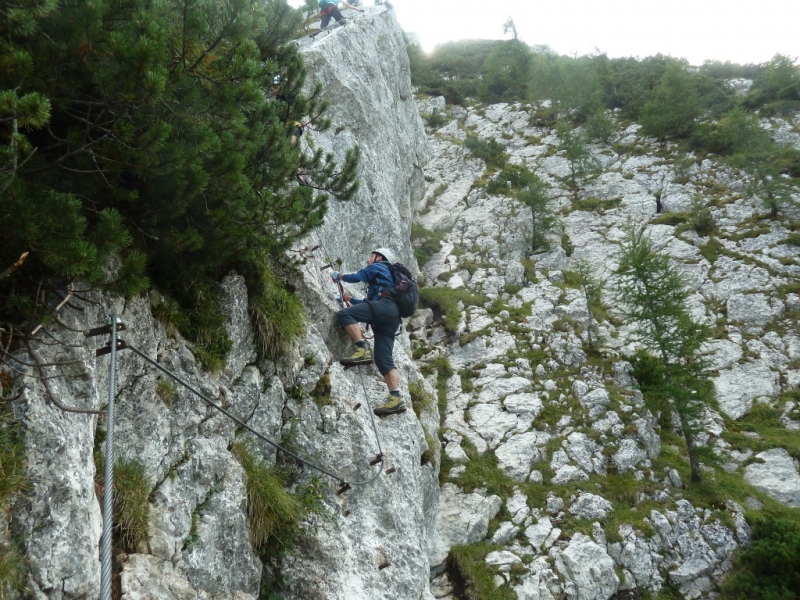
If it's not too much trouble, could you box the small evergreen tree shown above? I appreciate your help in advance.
[480,39,531,102]
[614,223,712,483]
[575,259,604,348]
[556,121,598,199]
[583,108,618,143]
[516,170,555,252]
[714,109,800,218]
[744,54,800,115]
[639,63,701,140]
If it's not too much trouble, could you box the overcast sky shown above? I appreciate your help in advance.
[291,0,800,66]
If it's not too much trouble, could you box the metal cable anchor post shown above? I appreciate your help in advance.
[99,316,121,600]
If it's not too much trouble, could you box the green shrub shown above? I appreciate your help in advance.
[573,197,622,213]
[721,512,800,600]
[155,379,178,406]
[0,405,26,507]
[780,233,800,247]
[408,380,434,418]
[423,110,448,129]
[583,109,619,143]
[650,213,688,226]
[0,401,27,595]
[418,287,487,334]
[113,459,151,553]
[520,258,538,283]
[247,257,305,361]
[411,223,447,267]
[152,297,188,338]
[688,197,717,235]
[699,238,724,264]
[464,135,508,169]
[484,165,534,196]
[311,371,333,408]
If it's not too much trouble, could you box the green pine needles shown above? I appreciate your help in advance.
[722,511,800,600]
[1,0,359,366]
[614,223,713,483]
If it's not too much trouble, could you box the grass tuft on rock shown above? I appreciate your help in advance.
[113,459,151,553]
[448,542,517,600]
[231,442,301,553]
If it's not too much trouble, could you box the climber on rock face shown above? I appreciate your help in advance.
[317,0,363,30]
[332,248,406,417]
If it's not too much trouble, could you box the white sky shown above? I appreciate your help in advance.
[290,0,800,66]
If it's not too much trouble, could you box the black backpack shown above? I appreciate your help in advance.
[384,263,419,318]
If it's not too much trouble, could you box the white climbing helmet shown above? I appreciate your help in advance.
[372,247,395,264]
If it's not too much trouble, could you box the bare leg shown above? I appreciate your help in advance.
[383,368,399,391]
[343,323,363,343]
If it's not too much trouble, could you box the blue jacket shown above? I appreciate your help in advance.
[342,262,394,303]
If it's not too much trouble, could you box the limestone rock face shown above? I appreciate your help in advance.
[556,533,619,600]
[11,277,264,599]
[428,483,502,569]
[744,449,800,507]
[410,93,796,600]
[295,6,429,279]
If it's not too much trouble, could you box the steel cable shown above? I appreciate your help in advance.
[125,343,385,486]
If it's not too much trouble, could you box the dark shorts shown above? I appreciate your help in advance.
[320,5,343,28]
[336,299,400,375]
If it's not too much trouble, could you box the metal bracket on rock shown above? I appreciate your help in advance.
[84,322,127,338]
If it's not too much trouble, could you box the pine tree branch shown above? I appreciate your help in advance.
[0,252,29,281]
[23,338,104,414]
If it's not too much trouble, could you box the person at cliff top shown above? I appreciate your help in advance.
[331,248,406,417]
[317,0,363,30]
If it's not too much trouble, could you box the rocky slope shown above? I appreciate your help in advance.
[414,95,799,599]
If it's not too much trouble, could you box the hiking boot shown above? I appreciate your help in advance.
[373,395,407,417]
[340,346,372,366]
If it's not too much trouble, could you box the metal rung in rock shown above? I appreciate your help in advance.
[96,340,128,356]
[337,482,352,495]
[378,562,391,570]
[84,323,126,337]
[385,467,396,475]
[352,403,361,411]
[369,454,383,466]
